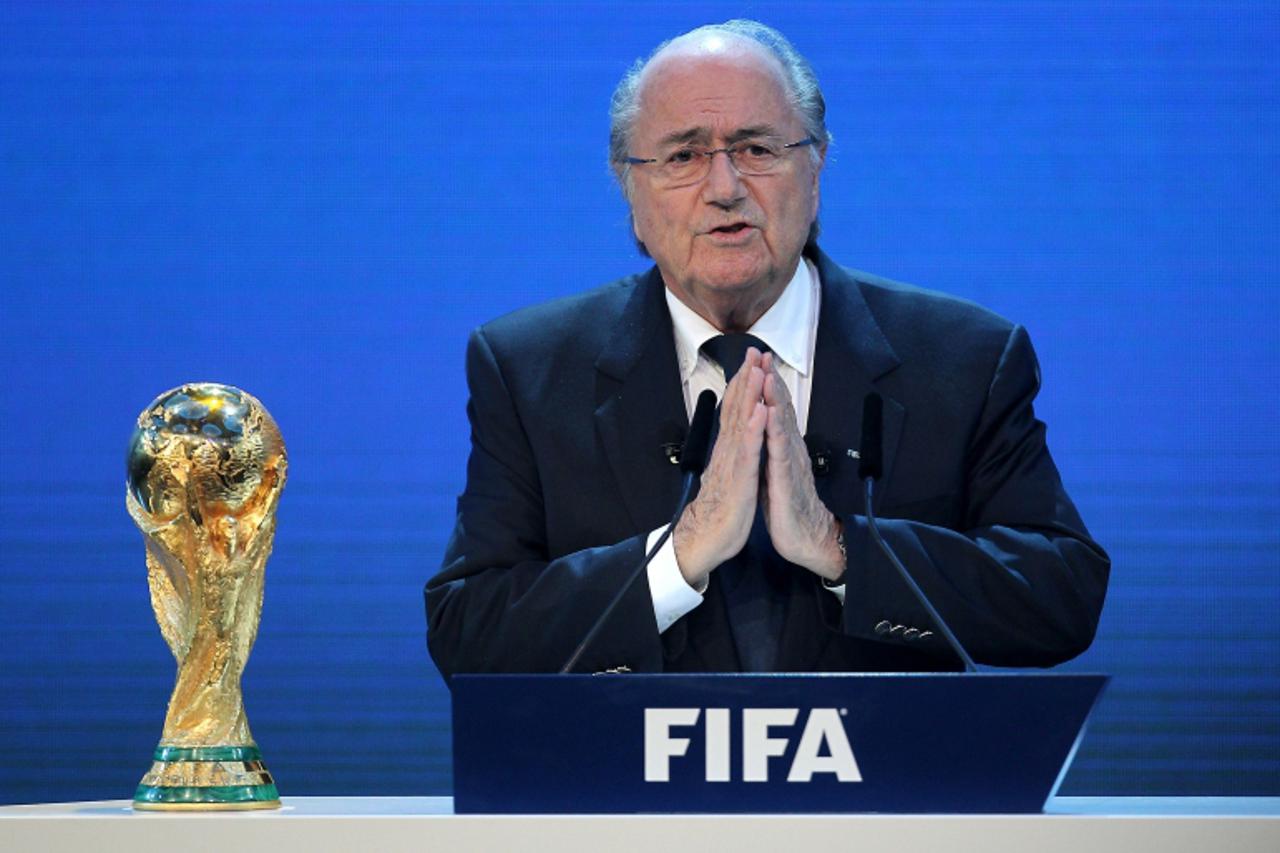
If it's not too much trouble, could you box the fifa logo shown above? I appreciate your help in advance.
[644,708,862,783]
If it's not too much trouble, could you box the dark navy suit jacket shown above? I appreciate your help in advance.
[425,248,1109,678]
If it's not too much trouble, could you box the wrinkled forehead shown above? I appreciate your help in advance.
[633,35,800,145]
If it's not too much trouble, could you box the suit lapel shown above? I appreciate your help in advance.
[594,268,689,533]
[804,249,904,518]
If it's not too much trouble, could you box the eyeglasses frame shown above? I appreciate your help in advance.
[623,136,818,184]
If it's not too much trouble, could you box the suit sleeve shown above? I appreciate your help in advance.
[840,325,1110,667]
[424,327,665,681]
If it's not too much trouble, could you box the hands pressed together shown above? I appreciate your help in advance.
[672,348,846,589]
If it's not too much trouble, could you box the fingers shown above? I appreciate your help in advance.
[724,347,765,403]
[760,356,801,451]
[719,349,767,437]
[765,404,789,454]
[711,354,767,469]
[759,353,788,411]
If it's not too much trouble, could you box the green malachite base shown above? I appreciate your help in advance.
[153,745,262,762]
[133,745,280,811]
[133,783,280,807]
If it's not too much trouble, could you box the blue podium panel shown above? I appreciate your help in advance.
[451,673,1108,814]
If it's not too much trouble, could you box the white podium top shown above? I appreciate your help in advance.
[1,797,1277,853]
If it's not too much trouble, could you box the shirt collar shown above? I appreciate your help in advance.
[664,258,816,382]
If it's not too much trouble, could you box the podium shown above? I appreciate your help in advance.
[451,673,1108,814]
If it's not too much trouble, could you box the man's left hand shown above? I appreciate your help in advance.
[759,353,846,582]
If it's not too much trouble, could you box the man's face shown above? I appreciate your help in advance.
[627,42,823,315]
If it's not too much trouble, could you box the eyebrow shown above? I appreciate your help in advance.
[655,124,782,149]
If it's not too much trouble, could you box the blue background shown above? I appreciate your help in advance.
[1,1,1276,803]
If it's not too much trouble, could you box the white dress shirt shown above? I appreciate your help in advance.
[645,257,843,635]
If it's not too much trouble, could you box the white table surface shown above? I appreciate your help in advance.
[2,796,1277,853]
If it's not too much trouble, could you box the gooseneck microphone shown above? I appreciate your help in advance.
[857,392,884,481]
[858,392,978,673]
[560,389,719,674]
[677,389,718,480]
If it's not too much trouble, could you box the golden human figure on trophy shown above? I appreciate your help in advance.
[126,383,286,810]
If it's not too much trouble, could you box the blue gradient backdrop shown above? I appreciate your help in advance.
[1,2,1276,803]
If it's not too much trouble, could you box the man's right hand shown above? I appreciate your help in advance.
[672,347,768,588]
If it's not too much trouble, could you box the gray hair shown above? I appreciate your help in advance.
[608,20,830,249]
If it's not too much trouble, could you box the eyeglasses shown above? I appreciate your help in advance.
[624,137,816,187]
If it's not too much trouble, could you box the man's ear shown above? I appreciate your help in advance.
[630,214,651,257]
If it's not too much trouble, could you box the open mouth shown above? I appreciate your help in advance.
[710,223,753,235]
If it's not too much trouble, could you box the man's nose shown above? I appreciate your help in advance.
[701,149,747,206]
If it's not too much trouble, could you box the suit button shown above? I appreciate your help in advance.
[919,630,934,641]
[874,620,892,635]
[889,624,905,637]
[903,628,920,640]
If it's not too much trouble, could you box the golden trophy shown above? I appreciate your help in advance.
[126,383,286,810]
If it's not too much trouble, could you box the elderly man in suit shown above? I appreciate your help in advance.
[425,20,1109,678]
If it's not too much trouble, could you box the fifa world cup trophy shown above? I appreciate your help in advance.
[126,383,286,810]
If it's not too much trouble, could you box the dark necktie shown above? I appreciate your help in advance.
[700,333,769,384]
[698,334,787,671]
